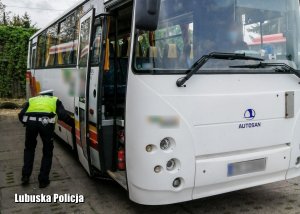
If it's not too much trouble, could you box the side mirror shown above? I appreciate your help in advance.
[135,0,161,31]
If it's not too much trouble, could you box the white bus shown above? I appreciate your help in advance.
[27,0,300,205]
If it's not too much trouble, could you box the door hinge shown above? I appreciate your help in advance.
[285,91,294,118]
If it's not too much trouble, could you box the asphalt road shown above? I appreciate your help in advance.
[1,110,300,214]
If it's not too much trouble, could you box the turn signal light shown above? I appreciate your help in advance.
[154,165,162,173]
[146,145,153,152]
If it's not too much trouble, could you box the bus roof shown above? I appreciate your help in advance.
[30,0,88,40]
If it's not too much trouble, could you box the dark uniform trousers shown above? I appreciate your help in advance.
[22,120,55,182]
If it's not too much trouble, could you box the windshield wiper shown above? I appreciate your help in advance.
[176,52,263,87]
[230,62,300,78]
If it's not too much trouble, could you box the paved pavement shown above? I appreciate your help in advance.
[1,110,300,214]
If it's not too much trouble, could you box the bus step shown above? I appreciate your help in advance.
[107,170,127,190]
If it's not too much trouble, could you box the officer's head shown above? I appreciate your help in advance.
[39,89,54,96]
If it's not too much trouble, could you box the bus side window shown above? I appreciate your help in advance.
[57,13,77,66]
[45,24,58,67]
[31,48,36,69]
[36,32,47,68]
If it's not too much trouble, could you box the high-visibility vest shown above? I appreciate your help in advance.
[26,96,58,114]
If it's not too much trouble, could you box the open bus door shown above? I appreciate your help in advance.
[75,8,95,175]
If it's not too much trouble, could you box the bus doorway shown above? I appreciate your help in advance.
[98,3,133,188]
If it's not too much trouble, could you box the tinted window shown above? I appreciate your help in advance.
[91,19,102,64]
[36,31,47,68]
[134,0,300,73]
[45,24,58,67]
[57,13,77,66]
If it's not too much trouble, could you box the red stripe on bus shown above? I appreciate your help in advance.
[57,120,72,132]
[75,128,98,142]
[75,136,98,151]
[89,130,97,142]
[90,138,98,150]
[75,128,98,151]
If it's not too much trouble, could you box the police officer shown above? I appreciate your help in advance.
[18,90,74,188]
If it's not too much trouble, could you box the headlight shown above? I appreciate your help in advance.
[160,138,171,150]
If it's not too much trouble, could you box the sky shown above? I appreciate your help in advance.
[2,0,82,28]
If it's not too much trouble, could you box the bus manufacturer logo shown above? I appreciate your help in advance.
[244,109,256,120]
[239,109,261,129]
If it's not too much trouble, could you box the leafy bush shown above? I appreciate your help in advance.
[0,26,36,98]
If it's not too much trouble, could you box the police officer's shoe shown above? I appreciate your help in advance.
[39,180,50,188]
[21,176,30,185]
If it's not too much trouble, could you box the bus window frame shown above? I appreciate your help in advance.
[30,44,37,69]
[56,12,77,67]
[33,5,85,70]
[45,23,59,68]
[35,31,47,69]
[131,1,300,76]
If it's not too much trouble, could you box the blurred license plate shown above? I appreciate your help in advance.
[227,158,266,177]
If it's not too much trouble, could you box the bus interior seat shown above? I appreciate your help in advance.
[148,46,158,58]
[135,43,161,69]
[146,46,161,68]
[162,43,179,68]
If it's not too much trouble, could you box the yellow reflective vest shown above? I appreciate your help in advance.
[26,96,58,114]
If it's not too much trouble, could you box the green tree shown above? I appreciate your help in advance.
[0,0,10,25]
[22,12,32,28]
[11,14,23,27]
[0,26,37,98]
[0,0,37,98]
[10,12,35,28]
[0,0,35,28]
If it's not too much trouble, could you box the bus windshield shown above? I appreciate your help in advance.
[133,0,300,74]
